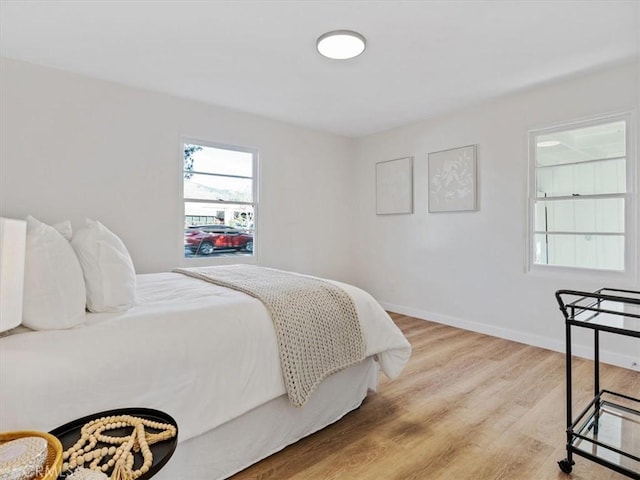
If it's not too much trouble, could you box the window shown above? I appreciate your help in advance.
[182,139,257,258]
[529,114,634,272]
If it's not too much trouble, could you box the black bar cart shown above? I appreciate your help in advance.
[555,288,640,479]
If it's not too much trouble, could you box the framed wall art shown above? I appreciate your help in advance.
[375,156,413,215]
[428,145,477,212]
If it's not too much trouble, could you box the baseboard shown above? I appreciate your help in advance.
[380,301,639,372]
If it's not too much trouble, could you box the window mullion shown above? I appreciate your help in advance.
[184,170,253,181]
[536,155,626,169]
[535,193,626,202]
[184,198,254,206]
[533,231,624,236]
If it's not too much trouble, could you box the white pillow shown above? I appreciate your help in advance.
[22,216,87,330]
[53,220,73,241]
[71,219,136,313]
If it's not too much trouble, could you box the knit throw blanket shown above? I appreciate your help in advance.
[173,265,366,407]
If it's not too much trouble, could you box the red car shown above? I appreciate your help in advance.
[185,225,253,255]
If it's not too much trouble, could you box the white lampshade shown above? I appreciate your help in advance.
[0,217,27,332]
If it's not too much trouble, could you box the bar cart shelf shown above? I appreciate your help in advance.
[555,288,640,479]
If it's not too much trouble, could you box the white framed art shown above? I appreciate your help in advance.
[375,157,413,215]
[428,145,477,212]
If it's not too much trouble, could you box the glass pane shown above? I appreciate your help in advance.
[534,234,624,270]
[535,198,624,234]
[184,144,253,177]
[536,158,625,197]
[535,120,625,167]
[184,173,253,202]
[184,202,254,258]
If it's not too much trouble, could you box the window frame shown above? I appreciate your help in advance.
[526,111,637,280]
[179,137,259,265]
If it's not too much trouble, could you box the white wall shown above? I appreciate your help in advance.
[352,61,640,369]
[0,58,356,281]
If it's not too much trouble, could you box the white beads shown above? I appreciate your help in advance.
[61,415,176,479]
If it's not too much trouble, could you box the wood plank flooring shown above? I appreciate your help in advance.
[231,313,639,480]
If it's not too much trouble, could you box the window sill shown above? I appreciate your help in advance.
[527,263,638,287]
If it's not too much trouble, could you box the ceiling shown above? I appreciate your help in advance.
[1,0,638,137]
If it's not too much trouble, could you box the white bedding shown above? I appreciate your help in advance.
[0,268,411,444]
[158,359,378,480]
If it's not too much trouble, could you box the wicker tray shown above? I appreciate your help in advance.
[0,430,63,480]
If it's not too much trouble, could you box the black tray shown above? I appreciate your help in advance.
[49,407,178,480]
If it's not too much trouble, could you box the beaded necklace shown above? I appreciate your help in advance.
[61,415,177,480]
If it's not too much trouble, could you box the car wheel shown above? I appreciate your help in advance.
[244,241,253,253]
[198,241,214,255]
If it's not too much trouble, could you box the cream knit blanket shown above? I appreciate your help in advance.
[173,265,366,407]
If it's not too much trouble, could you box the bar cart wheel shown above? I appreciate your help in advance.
[558,459,574,474]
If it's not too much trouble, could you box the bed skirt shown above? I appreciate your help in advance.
[155,358,379,480]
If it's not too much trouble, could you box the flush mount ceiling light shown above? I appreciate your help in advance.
[316,30,366,60]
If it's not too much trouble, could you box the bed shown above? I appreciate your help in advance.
[0,258,411,479]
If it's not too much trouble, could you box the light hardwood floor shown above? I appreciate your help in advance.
[231,313,640,480]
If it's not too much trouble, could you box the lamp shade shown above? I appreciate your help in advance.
[0,217,27,332]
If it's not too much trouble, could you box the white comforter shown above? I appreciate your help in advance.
[0,269,411,442]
